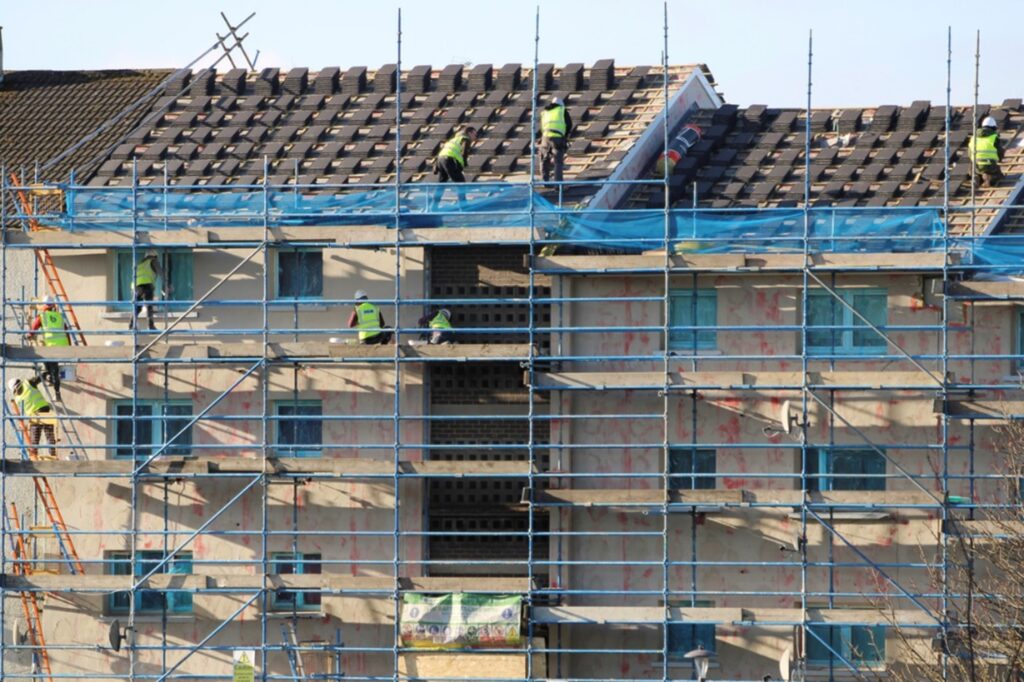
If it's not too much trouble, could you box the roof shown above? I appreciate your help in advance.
[70,62,708,205]
[0,69,172,181]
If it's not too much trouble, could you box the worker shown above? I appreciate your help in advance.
[968,115,1004,189]
[347,290,392,345]
[538,96,574,184]
[8,376,57,459]
[26,295,69,401]
[434,126,477,184]
[130,250,162,331]
[417,308,455,345]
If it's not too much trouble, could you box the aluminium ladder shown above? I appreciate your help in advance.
[6,502,53,681]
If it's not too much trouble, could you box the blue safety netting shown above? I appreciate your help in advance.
[40,183,952,255]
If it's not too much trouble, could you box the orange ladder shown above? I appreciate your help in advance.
[6,502,53,681]
[8,399,85,575]
[6,173,87,346]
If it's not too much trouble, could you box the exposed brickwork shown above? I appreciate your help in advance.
[430,363,528,405]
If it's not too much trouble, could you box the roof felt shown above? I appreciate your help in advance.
[0,69,172,182]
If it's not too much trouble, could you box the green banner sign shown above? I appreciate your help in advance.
[401,594,522,650]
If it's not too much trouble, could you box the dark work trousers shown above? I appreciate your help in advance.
[434,156,468,207]
[974,163,1004,189]
[131,283,156,330]
[540,136,567,184]
[359,331,393,345]
[43,361,62,401]
[30,409,57,459]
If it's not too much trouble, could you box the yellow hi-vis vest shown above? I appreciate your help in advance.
[134,258,157,287]
[541,105,567,139]
[14,383,49,417]
[969,132,1000,166]
[355,302,382,341]
[429,312,452,330]
[40,309,70,347]
[438,134,468,168]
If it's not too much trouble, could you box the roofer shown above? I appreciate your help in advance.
[434,126,477,184]
[130,250,163,331]
[27,295,69,401]
[417,308,455,345]
[968,115,1004,189]
[538,96,574,184]
[348,290,393,345]
[8,376,57,459]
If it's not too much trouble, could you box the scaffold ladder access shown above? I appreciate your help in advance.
[6,172,87,346]
[8,400,85,575]
[5,502,53,682]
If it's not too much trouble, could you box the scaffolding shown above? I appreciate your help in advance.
[2,11,1024,682]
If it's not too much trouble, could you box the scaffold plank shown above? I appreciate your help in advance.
[532,489,749,506]
[530,252,954,274]
[532,488,940,508]
[532,605,936,626]
[535,370,939,390]
[937,397,1024,419]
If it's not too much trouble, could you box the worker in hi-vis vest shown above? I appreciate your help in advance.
[434,126,478,184]
[130,250,163,331]
[538,96,574,184]
[417,308,455,345]
[27,295,69,401]
[347,290,393,345]
[8,376,57,459]
[968,115,1005,189]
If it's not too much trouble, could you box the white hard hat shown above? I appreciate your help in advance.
[439,308,451,318]
[982,115,997,128]
[550,96,564,107]
[42,295,54,305]
[354,290,368,301]
[7,378,20,394]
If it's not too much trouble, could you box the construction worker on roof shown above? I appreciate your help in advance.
[417,308,455,345]
[968,115,1005,189]
[347,290,393,345]
[538,96,574,184]
[8,376,57,459]
[434,126,478,184]
[130,250,163,331]
[27,295,69,401]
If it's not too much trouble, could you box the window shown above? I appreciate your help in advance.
[116,251,194,309]
[114,401,193,459]
[108,551,193,614]
[807,448,886,492]
[668,289,717,351]
[806,288,887,356]
[668,600,716,658]
[276,249,323,299]
[276,401,323,458]
[270,552,321,611]
[668,448,716,490]
[806,623,885,666]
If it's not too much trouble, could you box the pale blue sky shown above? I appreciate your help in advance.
[2,0,1020,107]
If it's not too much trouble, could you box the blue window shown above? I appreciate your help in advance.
[668,601,716,658]
[109,551,193,614]
[669,289,717,351]
[114,400,192,459]
[806,623,885,666]
[276,249,323,299]
[276,401,323,458]
[116,251,194,309]
[807,448,886,492]
[807,288,887,356]
[668,448,716,490]
[271,552,322,611]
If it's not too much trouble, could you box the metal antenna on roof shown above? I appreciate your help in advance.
[220,11,258,71]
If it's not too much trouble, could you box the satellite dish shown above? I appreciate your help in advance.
[780,401,794,435]
[108,619,132,652]
[779,646,793,681]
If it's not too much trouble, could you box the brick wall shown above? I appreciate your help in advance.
[430,363,528,404]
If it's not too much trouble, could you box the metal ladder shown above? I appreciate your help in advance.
[8,399,85,575]
[281,622,306,680]
[5,502,53,681]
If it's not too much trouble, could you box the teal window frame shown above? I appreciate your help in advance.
[115,250,194,310]
[113,400,193,459]
[668,448,716,490]
[270,552,322,611]
[108,550,193,614]
[806,288,887,356]
[806,622,885,666]
[275,400,323,458]
[668,289,717,351]
[276,248,323,300]
[807,448,886,492]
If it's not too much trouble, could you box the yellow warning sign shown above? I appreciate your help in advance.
[232,649,255,682]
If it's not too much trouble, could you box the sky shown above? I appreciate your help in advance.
[1,0,1021,107]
